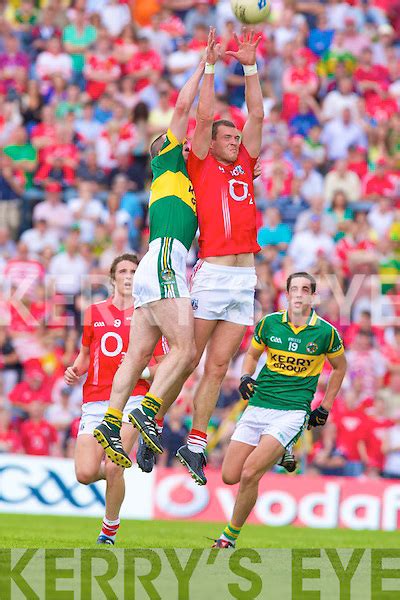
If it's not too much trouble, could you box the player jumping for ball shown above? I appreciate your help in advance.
[92,36,215,466]
[64,254,167,545]
[212,272,347,547]
[165,27,265,485]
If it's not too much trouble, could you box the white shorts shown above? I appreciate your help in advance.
[231,405,308,448]
[77,396,144,436]
[190,260,257,326]
[133,237,190,309]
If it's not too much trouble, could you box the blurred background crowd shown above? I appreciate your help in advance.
[0,0,399,479]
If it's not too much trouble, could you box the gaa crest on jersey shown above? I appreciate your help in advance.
[160,268,175,284]
[306,342,318,354]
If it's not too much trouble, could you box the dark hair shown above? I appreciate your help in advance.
[212,119,236,140]
[109,253,138,281]
[286,272,317,294]
[150,133,167,159]
[133,101,149,124]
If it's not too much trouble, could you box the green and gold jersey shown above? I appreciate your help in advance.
[250,310,344,413]
[149,128,198,251]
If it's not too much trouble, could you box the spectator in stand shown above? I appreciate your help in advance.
[0,33,29,93]
[0,326,20,395]
[332,388,369,477]
[107,153,146,193]
[4,240,45,295]
[300,156,324,202]
[48,230,88,298]
[0,154,24,238]
[35,36,72,90]
[0,227,16,261]
[282,47,319,121]
[289,96,320,138]
[62,6,97,86]
[321,107,367,160]
[8,366,51,413]
[74,102,103,148]
[20,80,44,128]
[34,122,79,188]
[354,46,390,99]
[184,0,215,35]
[30,6,62,57]
[258,206,292,264]
[167,35,199,89]
[148,80,175,136]
[20,400,60,456]
[125,33,163,92]
[75,150,108,190]
[83,34,121,101]
[347,330,387,397]
[20,217,59,258]
[98,226,133,272]
[99,0,131,39]
[358,397,394,476]
[67,180,104,243]
[0,403,22,454]
[368,197,395,237]
[322,76,359,122]
[382,409,400,478]
[157,402,188,468]
[33,182,73,239]
[362,158,396,200]
[308,422,346,476]
[288,214,335,270]
[30,105,57,161]
[326,191,354,240]
[276,176,309,231]
[295,196,336,235]
[324,158,362,205]
[3,125,38,191]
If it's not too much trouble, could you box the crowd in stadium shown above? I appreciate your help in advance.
[0,0,399,479]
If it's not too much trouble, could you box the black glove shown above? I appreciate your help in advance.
[239,374,258,400]
[308,406,329,429]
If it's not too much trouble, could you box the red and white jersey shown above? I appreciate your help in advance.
[81,298,167,403]
[187,145,260,258]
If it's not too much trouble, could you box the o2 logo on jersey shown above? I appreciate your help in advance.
[114,319,121,328]
[101,332,123,357]
[228,178,249,202]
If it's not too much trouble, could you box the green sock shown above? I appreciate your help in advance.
[104,408,122,429]
[221,521,241,543]
[141,393,163,419]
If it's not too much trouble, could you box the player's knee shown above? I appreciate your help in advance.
[204,359,229,382]
[76,467,97,485]
[222,470,240,485]
[240,466,259,486]
[105,460,124,481]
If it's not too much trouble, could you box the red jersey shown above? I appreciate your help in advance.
[81,299,167,403]
[0,429,22,453]
[361,415,394,470]
[187,145,260,258]
[20,419,58,455]
[333,408,368,461]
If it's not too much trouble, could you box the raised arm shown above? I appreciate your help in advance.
[226,29,264,158]
[169,55,206,143]
[191,27,220,159]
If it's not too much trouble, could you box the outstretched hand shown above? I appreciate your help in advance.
[205,27,221,65]
[225,27,261,66]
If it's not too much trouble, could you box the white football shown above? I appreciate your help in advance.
[230,0,271,24]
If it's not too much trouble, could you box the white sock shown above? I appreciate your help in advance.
[100,516,120,541]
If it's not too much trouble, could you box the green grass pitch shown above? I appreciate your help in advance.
[0,513,398,548]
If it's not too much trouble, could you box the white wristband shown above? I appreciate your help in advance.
[243,64,258,76]
[141,367,151,380]
[205,63,215,74]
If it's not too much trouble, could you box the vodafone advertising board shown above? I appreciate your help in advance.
[1,455,400,530]
[154,470,400,531]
